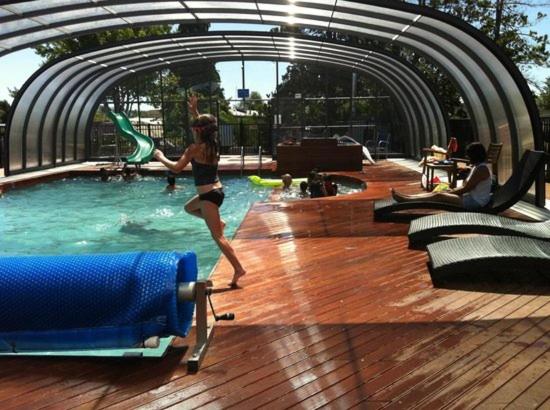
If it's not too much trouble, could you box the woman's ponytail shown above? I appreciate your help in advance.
[193,114,219,163]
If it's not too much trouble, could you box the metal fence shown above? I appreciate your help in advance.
[88,116,550,169]
[542,116,550,143]
[542,116,550,180]
[0,123,5,169]
[89,120,271,160]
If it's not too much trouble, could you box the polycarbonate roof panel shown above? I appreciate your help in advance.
[1,0,541,202]
[183,1,253,9]
[194,13,261,21]
[1,0,93,14]
[258,3,334,18]
[8,31,443,177]
[0,8,14,18]
[106,2,186,13]
[61,18,133,33]
[0,28,66,50]
[123,14,195,24]
[32,7,111,24]
[335,1,419,21]
[331,12,410,31]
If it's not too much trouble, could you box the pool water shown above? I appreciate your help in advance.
[277,179,364,201]
[0,176,269,279]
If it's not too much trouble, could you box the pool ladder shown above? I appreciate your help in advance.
[239,146,262,177]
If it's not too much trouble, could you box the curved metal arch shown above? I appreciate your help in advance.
[0,1,542,202]
[79,53,423,157]
[0,1,537,145]
[6,32,448,175]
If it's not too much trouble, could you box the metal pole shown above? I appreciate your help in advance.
[159,70,166,152]
[208,80,213,114]
[276,61,280,140]
[241,59,246,108]
[240,145,244,177]
[184,85,190,146]
[350,71,357,138]
[137,76,142,135]
[301,95,305,140]
[272,62,280,159]
[258,145,262,177]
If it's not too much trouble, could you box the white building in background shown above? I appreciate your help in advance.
[228,107,259,117]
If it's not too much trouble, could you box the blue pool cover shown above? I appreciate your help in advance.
[0,251,197,352]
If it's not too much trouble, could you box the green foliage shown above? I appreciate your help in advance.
[0,100,11,123]
[537,77,550,111]
[275,61,397,129]
[7,87,19,100]
[409,1,549,115]
[430,0,549,69]
[32,22,230,146]
[33,26,172,112]
[33,26,173,62]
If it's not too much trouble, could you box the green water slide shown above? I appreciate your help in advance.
[107,111,154,164]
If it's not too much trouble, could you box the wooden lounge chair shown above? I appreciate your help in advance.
[374,150,546,220]
[408,212,550,247]
[426,236,550,285]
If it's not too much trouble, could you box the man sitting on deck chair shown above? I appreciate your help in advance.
[392,142,492,210]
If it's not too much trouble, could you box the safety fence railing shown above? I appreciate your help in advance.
[236,145,263,176]
[0,123,5,169]
[90,121,271,161]
[542,116,550,181]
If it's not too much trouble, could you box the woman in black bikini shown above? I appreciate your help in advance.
[153,95,246,287]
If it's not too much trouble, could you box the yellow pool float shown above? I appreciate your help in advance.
[248,175,307,187]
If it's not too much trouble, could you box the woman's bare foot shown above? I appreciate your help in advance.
[229,270,246,288]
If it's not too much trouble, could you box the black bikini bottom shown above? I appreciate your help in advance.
[199,188,225,207]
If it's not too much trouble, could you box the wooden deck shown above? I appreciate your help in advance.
[1,160,549,409]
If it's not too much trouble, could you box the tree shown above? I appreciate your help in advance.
[420,1,549,75]
[0,100,10,124]
[33,26,172,112]
[390,1,549,116]
[537,76,550,112]
[236,91,267,115]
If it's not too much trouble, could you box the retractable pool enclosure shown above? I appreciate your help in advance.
[0,0,544,203]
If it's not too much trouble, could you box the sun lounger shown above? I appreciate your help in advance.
[408,212,550,247]
[374,150,546,220]
[426,236,550,285]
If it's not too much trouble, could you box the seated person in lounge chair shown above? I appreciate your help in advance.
[392,142,492,210]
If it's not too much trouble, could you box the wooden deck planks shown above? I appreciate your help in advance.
[0,160,549,409]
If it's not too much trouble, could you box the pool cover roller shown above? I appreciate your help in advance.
[0,251,197,352]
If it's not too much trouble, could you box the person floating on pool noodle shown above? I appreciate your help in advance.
[153,94,246,288]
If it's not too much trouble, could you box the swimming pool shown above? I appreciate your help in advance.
[275,177,365,201]
[0,176,269,279]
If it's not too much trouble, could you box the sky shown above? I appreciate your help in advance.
[0,8,549,104]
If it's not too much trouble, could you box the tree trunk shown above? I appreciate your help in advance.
[493,0,504,41]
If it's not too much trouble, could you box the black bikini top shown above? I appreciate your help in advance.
[191,158,219,186]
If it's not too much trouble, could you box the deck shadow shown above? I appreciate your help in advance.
[430,273,550,295]
[1,318,548,408]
